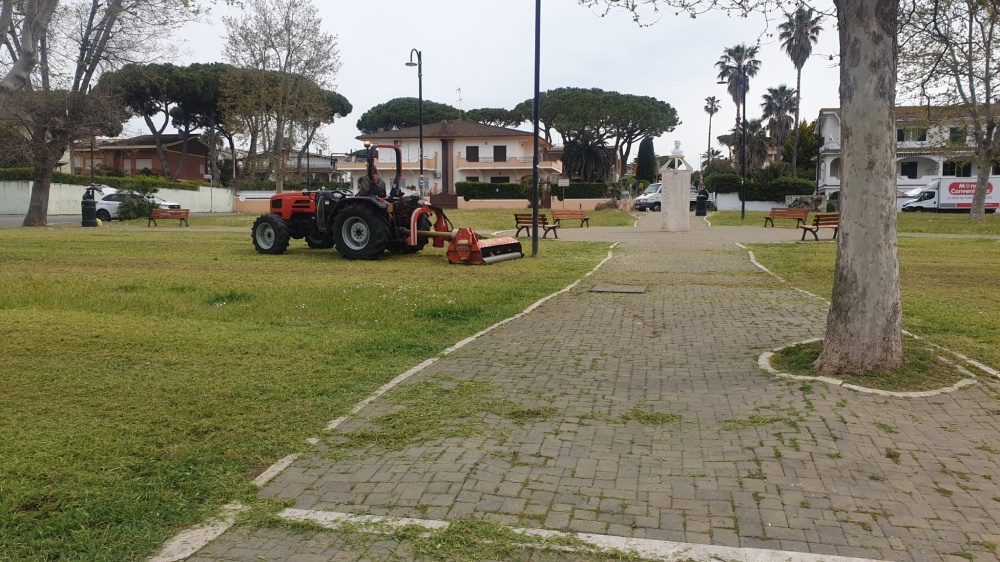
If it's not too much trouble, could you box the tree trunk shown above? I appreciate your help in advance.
[171,129,193,182]
[145,115,173,179]
[970,156,991,222]
[815,0,903,375]
[22,155,59,227]
[706,115,713,164]
[0,0,59,110]
[792,67,802,176]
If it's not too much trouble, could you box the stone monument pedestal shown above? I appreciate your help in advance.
[659,141,693,232]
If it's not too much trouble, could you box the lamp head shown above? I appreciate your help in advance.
[405,61,418,67]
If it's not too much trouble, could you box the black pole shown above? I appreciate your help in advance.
[418,53,424,196]
[90,135,95,181]
[408,49,424,196]
[531,0,541,257]
[740,63,747,221]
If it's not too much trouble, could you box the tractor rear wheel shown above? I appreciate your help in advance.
[333,204,389,260]
[252,214,290,254]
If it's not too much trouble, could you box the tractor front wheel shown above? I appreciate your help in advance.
[252,214,291,254]
[333,204,389,260]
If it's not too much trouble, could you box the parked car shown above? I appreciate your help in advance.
[95,193,181,221]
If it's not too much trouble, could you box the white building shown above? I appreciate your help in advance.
[817,106,1000,199]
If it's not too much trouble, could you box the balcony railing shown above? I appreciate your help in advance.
[458,154,562,172]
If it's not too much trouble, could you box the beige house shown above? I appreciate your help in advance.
[348,120,562,208]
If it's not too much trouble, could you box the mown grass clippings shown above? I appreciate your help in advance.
[874,422,899,435]
[886,448,902,464]
[770,339,969,392]
[977,444,1000,454]
[616,406,681,426]
[0,227,607,561]
[325,376,557,458]
[936,487,954,497]
[721,414,794,431]
[749,237,1000,370]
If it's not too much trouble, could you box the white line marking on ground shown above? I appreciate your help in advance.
[279,509,887,562]
[740,244,997,386]
[252,454,300,487]
[149,243,619,561]
[148,503,248,562]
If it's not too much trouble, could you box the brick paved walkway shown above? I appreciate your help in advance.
[188,216,1000,562]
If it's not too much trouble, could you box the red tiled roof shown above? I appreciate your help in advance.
[358,120,550,146]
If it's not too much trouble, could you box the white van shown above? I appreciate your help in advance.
[634,183,663,212]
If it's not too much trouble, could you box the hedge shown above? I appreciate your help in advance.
[747,176,816,202]
[456,181,529,200]
[553,182,616,200]
[237,179,352,192]
[704,173,742,194]
[0,167,203,191]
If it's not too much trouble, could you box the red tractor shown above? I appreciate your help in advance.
[251,144,523,264]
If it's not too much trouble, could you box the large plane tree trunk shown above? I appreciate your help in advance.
[816,0,903,375]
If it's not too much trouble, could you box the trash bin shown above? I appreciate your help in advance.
[695,188,709,217]
[81,199,97,227]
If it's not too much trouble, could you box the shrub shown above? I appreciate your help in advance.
[704,173,742,194]
[117,196,157,220]
[456,181,528,200]
[553,182,611,200]
[748,176,816,201]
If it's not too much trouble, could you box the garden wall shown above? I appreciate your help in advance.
[0,181,234,215]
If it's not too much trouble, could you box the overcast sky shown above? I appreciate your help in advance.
[157,0,841,167]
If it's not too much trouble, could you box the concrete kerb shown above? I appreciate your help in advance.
[739,242,994,395]
[279,508,888,562]
[148,244,619,562]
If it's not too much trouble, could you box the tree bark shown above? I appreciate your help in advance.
[816,0,903,375]
[22,134,61,227]
[0,0,58,110]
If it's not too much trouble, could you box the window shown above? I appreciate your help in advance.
[466,146,479,162]
[493,145,507,162]
[465,176,479,182]
[949,127,967,144]
[993,162,1000,175]
[896,128,927,142]
[943,160,972,177]
[900,162,918,179]
[136,158,153,172]
[490,176,510,183]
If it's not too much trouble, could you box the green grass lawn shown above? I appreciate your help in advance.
[710,209,1000,235]
[749,237,1000,369]
[124,207,636,232]
[0,228,609,561]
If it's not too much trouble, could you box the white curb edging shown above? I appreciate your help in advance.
[148,503,248,562]
[279,508,888,562]
[758,339,978,398]
[149,244,619,561]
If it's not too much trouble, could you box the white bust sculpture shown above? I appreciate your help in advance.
[671,140,683,157]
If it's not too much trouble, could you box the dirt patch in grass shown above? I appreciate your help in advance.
[771,339,970,392]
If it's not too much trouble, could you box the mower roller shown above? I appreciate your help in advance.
[251,143,523,264]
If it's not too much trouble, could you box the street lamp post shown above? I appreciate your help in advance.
[406,49,423,195]
[739,63,747,221]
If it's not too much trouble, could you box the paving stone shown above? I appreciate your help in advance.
[197,217,1000,561]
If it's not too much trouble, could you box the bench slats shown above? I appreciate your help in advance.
[551,210,590,228]
[148,208,190,227]
[514,213,559,239]
[763,207,810,227]
[797,213,839,241]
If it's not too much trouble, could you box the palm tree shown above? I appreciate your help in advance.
[743,119,773,176]
[704,96,721,166]
[716,44,761,177]
[701,148,724,169]
[779,6,823,175]
[761,85,797,158]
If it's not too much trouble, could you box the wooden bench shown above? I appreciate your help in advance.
[551,209,590,228]
[147,208,190,227]
[764,207,810,227]
[798,213,839,241]
[514,213,559,239]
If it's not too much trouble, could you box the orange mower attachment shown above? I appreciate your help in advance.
[446,227,523,265]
